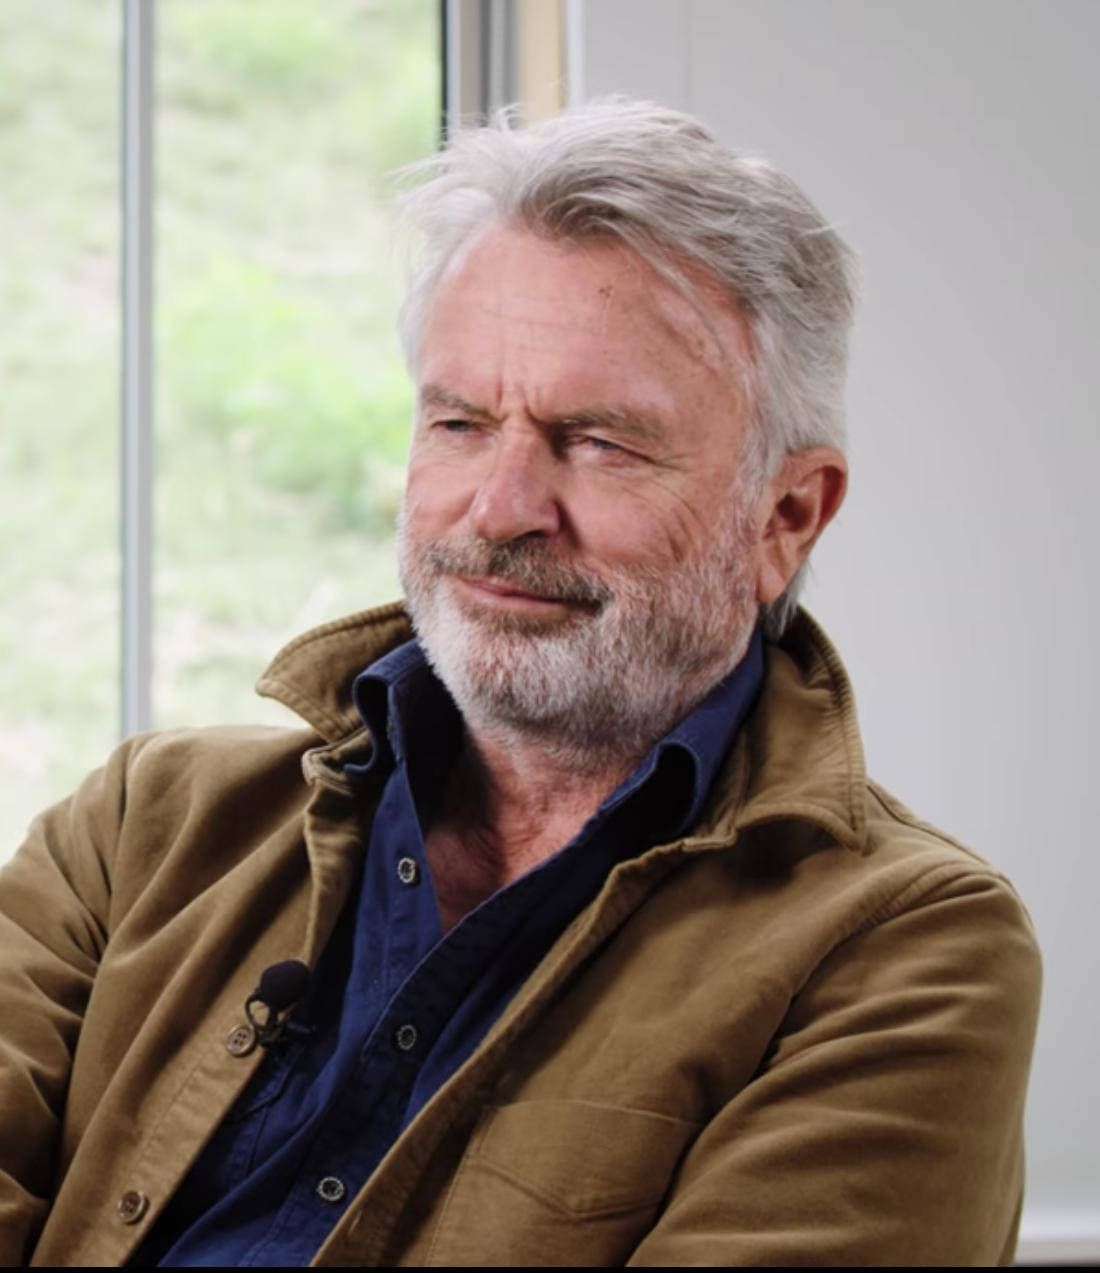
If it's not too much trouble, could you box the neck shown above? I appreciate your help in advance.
[423,722,644,929]
[464,723,642,851]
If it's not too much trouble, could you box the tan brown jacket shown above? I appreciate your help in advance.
[0,606,1041,1266]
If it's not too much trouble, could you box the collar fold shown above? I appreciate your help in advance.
[255,604,868,854]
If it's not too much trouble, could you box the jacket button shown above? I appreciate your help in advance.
[225,1023,258,1056]
[396,856,419,885]
[117,1190,149,1224]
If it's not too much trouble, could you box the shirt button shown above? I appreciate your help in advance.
[396,856,419,885]
[225,1023,257,1057]
[316,1175,347,1204]
[117,1189,149,1224]
[394,1022,418,1052]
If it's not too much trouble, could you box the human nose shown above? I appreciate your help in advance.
[469,432,562,543]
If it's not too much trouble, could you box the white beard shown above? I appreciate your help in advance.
[398,498,760,771]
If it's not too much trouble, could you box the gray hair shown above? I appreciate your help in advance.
[396,98,858,637]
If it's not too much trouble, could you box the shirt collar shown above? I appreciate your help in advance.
[345,625,765,837]
[345,637,447,777]
[592,624,765,838]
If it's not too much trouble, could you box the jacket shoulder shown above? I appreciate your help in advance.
[9,724,323,944]
[854,778,1041,977]
[862,776,1023,886]
[122,721,320,789]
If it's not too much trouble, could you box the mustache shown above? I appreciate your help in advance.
[422,539,613,609]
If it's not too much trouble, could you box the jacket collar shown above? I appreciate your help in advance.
[255,600,411,743]
[255,602,868,854]
[707,609,868,853]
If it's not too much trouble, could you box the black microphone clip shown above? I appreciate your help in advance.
[245,959,313,1047]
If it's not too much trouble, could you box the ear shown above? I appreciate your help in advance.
[754,447,847,605]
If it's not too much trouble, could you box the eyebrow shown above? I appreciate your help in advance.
[418,384,492,419]
[557,406,667,447]
[419,384,667,447]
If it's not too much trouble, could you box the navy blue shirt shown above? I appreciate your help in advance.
[139,630,764,1267]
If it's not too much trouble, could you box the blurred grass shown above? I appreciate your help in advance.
[1,0,439,853]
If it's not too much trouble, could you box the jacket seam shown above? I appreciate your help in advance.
[104,1034,240,1258]
[452,1155,675,1220]
[854,859,1008,937]
[867,782,993,868]
[423,1119,481,1265]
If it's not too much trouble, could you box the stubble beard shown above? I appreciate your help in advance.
[398,499,760,772]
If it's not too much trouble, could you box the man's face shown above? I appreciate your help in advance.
[399,222,763,763]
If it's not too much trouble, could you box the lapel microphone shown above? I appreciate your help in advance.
[245,960,313,1046]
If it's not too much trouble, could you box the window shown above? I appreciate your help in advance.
[2,0,441,854]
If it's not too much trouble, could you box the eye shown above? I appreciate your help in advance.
[432,418,477,435]
[567,432,632,459]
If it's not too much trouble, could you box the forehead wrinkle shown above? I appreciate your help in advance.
[645,274,743,375]
[451,266,598,337]
[606,240,754,405]
[419,225,752,444]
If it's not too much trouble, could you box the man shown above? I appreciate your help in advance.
[1,100,1039,1266]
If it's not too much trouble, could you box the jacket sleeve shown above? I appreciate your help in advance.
[627,866,1042,1267]
[0,742,135,1266]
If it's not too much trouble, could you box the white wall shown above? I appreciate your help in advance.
[574,0,1099,1261]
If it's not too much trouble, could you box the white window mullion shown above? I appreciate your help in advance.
[120,0,154,737]
[445,0,488,126]
[444,1,566,132]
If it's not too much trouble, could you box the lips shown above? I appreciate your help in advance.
[453,575,592,618]
[423,540,613,611]
[459,575,573,605]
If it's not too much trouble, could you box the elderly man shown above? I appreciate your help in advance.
[2,100,1039,1266]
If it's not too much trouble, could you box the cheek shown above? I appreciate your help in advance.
[639,492,715,565]
[403,455,477,535]
[574,492,699,572]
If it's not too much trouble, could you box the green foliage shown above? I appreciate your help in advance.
[161,256,411,532]
[169,0,354,96]
[1,0,439,852]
